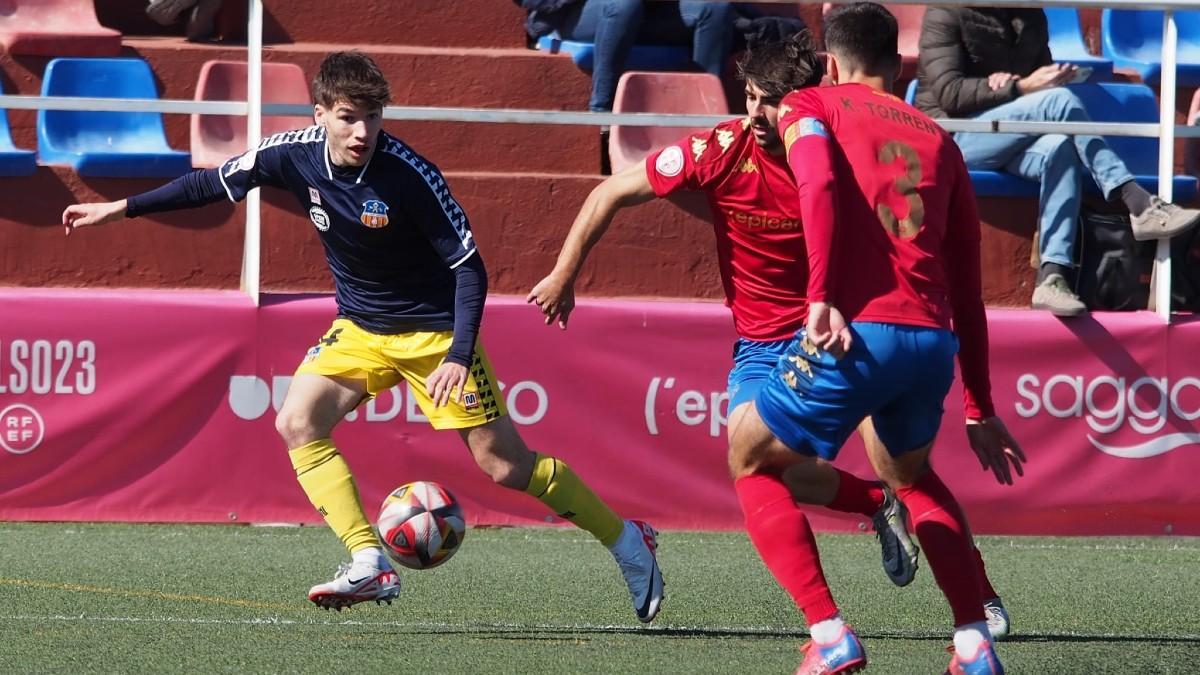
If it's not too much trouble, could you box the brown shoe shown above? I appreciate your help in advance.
[1130,196,1200,241]
[1032,273,1087,317]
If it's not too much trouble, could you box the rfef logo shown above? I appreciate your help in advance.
[0,404,44,455]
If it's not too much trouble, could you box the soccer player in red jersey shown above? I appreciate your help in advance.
[531,33,1011,636]
[727,4,1025,673]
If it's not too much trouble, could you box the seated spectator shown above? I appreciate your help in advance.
[916,6,1200,317]
[518,0,738,112]
[146,0,224,42]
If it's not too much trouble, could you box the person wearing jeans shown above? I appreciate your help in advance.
[520,0,736,111]
[916,6,1200,317]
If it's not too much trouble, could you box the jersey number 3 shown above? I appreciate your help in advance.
[876,141,924,239]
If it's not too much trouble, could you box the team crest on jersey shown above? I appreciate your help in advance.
[462,392,480,410]
[309,206,330,232]
[655,145,684,177]
[359,199,390,228]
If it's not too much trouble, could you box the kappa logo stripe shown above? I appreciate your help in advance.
[381,137,474,250]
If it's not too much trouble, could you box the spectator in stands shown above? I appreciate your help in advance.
[146,0,223,42]
[916,6,1200,317]
[517,0,738,112]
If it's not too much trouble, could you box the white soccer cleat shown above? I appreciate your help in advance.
[610,519,665,623]
[984,598,1010,640]
[307,561,400,611]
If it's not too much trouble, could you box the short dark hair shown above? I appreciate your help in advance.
[312,51,392,110]
[823,2,899,74]
[736,30,824,100]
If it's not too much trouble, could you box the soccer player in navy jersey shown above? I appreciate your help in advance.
[726,5,1026,673]
[531,32,1011,641]
[61,51,663,621]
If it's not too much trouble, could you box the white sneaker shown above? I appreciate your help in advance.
[307,561,400,611]
[610,520,664,623]
[984,597,1011,640]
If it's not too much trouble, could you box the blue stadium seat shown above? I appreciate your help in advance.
[1101,10,1200,86]
[38,58,192,177]
[903,79,918,105]
[536,34,692,72]
[1044,8,1113,82]
[0,82,36,177]
[1069,82,1197,201]
[908,79,1195,200]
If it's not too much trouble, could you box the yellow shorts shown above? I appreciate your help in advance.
[295,318,507,430]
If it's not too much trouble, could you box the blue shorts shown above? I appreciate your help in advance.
[727,337,791,411]
[756,322,958,461]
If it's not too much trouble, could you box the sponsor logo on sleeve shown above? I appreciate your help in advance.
[655,146,684,177]
[309,206,330,232]
[308,187,321,205]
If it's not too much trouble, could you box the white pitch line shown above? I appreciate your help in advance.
[3,614,1198,643]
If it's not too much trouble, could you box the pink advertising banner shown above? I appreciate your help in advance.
[1,289,1198,535]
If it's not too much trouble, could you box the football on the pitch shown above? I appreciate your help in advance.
[377,481,466,570]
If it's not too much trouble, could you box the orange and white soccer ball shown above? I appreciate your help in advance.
[377,481,466,570]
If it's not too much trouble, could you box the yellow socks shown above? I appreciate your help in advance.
[288,439,378,554]
[525,453,624,547]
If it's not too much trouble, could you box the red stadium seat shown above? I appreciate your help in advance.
[0,0,121,57]
[190,60,313,169]
[609,71,729,174]
[823,3,925,77]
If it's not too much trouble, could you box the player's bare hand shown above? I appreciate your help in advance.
[966,416,1026,486]
[62,200,127,236]
[427,361,468,408]
[806,301,852,358]
[526,272,576,329]
[987,72,1019,91]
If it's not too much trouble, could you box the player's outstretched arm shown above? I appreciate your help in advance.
[966,416,1026,486]
[527,162,656,329]
[62,200,128,235]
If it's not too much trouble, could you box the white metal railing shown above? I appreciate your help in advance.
[0,0,1196,318]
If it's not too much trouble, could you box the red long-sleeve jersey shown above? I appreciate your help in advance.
[779,83,994,419]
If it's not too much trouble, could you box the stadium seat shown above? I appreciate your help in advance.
[1044,8,1113,82]
[0,81,36,177]
[608,71,729,174]
[536,34,692,73]
[906,80,1195,200]
[1101,10,1200,86]
[38,58,192,177]
[0,0,121,57]
[191,60,313,169]
[825,4,924,77]
[904,79,918,106]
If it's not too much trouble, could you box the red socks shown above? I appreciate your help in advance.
[896,471,986,626]
[973,545,1000,601]
[736,474,839,626]
[825,469,886,516]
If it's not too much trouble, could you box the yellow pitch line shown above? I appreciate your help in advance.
[0,578,293,611]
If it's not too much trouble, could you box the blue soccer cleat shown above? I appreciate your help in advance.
[946,640,1004,675]
[796,625,867,675]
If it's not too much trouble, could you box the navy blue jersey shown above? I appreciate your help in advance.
[125,126,486,365]
[219,126,477,333]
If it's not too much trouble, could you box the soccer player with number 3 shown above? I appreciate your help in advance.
[727,4,1026,673]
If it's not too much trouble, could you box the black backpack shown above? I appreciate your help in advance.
[1076,206,1200,311]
